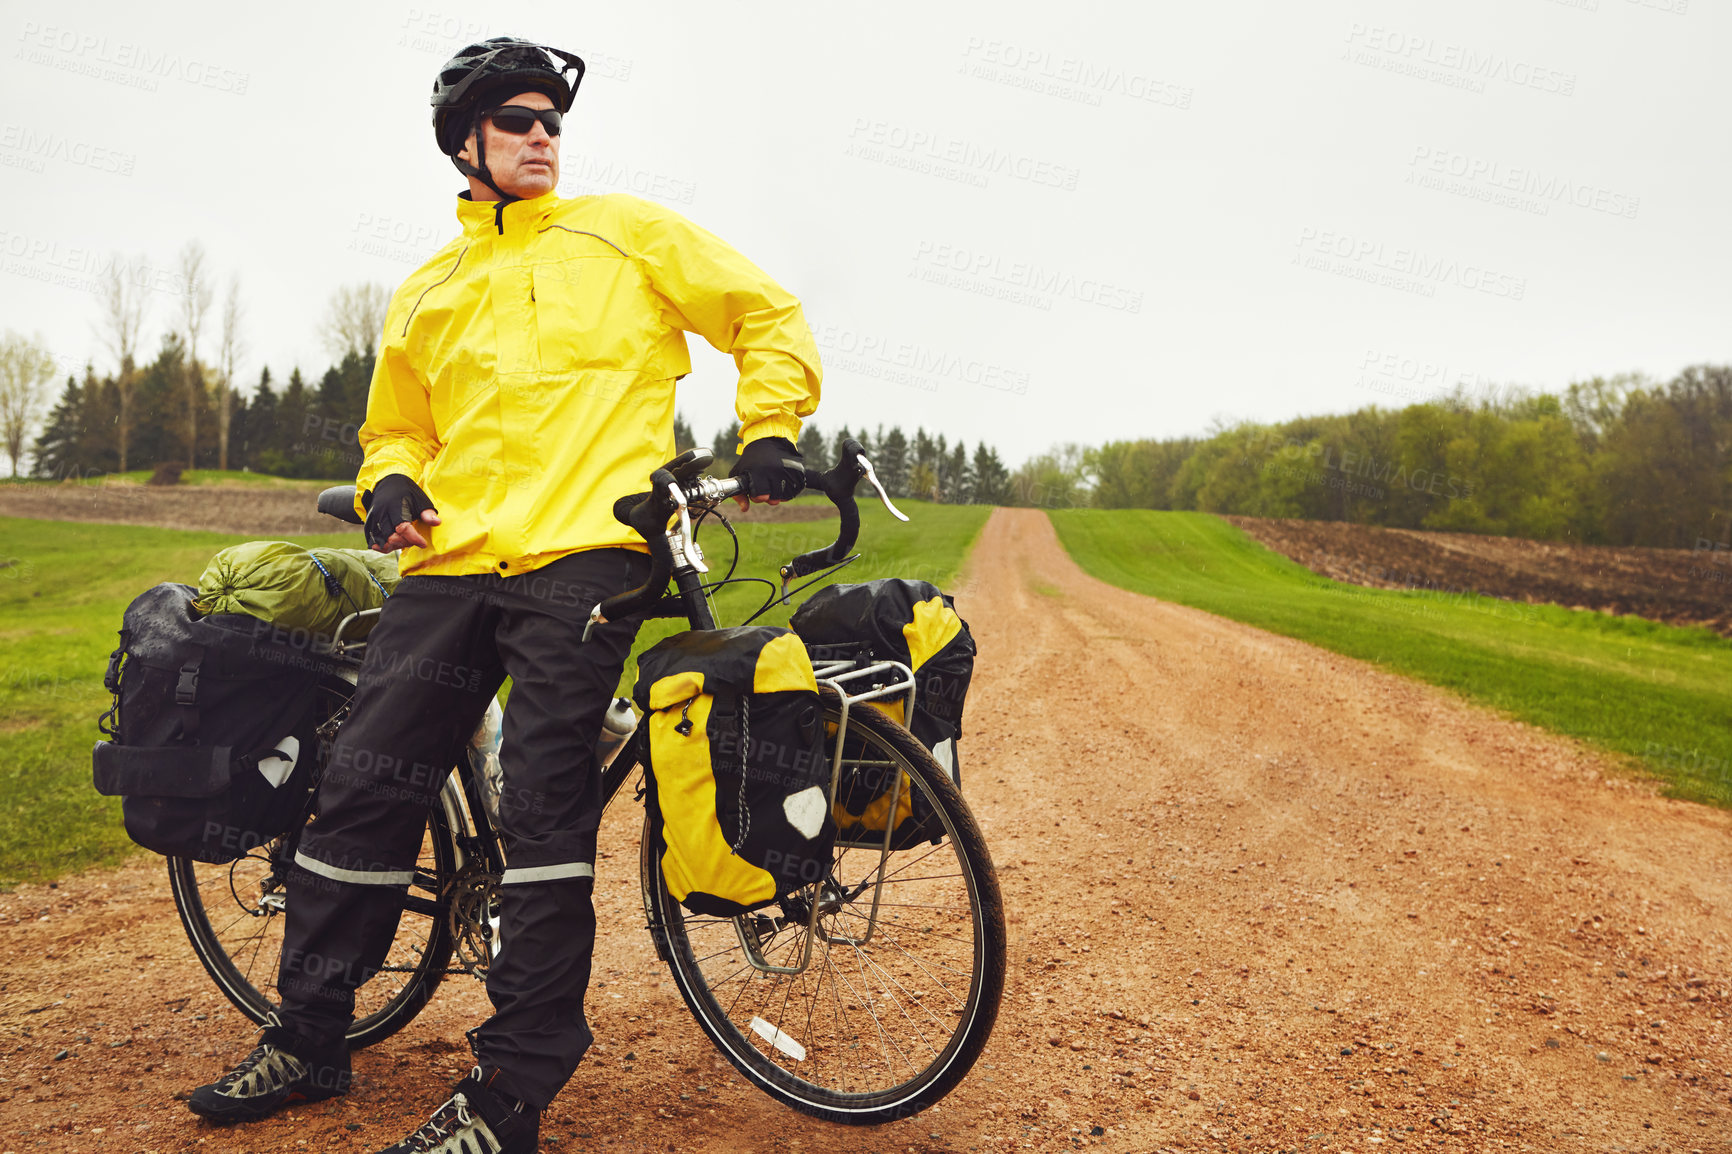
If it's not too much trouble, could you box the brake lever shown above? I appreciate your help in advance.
[668,481,708,574]
[857,454,909,522]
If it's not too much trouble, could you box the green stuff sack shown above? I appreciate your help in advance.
[633,627,835,918]
[195,542,399,641]
[790,578,976,848]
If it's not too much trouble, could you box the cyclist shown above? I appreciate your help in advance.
[186,36,820,1153]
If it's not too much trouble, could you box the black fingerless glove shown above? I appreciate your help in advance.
[362,474,437,550]
[729,436,806,502]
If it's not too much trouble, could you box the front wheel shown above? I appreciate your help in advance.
[642,686,1006,1124]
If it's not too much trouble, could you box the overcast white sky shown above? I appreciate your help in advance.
[1,0,1725,466]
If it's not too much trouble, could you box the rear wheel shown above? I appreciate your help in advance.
[643,686,1005,1124]
[167,679,461,1049]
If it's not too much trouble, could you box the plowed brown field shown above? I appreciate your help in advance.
[1224,516,1732,638]
[2,508,1728,1153]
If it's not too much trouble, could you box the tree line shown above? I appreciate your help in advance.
[1077,365,1732,550]
[700,419,1015,506]
[10,246,1725,547]
[25,351,1732,547]
[21,320,1028,505]
[31,341,375,482]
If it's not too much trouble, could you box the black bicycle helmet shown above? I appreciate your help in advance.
[431,37,585,229]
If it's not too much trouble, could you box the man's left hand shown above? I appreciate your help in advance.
[729,436,806,511]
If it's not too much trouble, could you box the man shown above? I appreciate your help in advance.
[186,37,820,1154]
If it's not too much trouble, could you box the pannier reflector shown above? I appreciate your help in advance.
[257,736,300,788]
[782,786,828,839]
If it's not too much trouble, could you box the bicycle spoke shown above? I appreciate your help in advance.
[650,692,1001,1118]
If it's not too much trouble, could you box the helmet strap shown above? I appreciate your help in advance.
[452,116,518,234]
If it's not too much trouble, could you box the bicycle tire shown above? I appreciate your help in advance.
[641,685,1006,1124]
[167,679,461,1049]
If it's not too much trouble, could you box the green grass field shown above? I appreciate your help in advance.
[1049,510,1732,808]
[0,501,987,885]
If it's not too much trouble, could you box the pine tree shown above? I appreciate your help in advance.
[910,428,938,499]
[710,419,741,475]
[797,422,829,472]
[971,442,1010,504]
[875,426,909,498]
[259,368,311,477]
[673,411,696,454]
[317,350,373,429]
[232,368,276,472]
[128,335,187,472]
[30,377,84,480]
[947,440,972,504]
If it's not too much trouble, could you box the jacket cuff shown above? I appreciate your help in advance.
[737,415,803,451]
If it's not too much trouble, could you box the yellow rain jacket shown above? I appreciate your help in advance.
[354,190,822,577]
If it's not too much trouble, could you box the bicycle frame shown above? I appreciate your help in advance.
[322,442,921,980]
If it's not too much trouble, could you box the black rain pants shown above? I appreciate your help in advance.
[272,547,647,1109]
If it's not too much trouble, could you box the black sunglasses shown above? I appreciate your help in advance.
[485,105,563,137]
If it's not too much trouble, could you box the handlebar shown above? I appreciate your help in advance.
[314,443,909,639]
[585,438,907,638]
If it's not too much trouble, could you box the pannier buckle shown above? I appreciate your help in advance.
[103,648,125,693]
[175,663,200,705]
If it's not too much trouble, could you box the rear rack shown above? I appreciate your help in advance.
[330,607,383,664]
[734,658,916,976]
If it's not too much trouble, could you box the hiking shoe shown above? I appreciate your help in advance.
[187,1040,350,1123]
[371,1067,538,1154]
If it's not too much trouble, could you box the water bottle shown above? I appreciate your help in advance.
[595,697,638,769]
[468,700,506,825]
[471,697,637,826]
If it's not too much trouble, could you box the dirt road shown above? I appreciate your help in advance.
[2,508,1728,1152]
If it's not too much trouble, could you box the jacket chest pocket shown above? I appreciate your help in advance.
[490,266,538,376]
[533,256,656,374]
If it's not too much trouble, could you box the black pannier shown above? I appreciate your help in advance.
[91,583,338,863]
[789,578,976,847]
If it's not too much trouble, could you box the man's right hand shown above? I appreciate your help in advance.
[363,474,442,553]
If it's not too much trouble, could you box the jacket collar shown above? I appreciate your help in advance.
[456,188,562,237]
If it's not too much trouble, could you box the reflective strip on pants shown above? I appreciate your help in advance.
[294,850,415,887]
[499,862,595,885]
